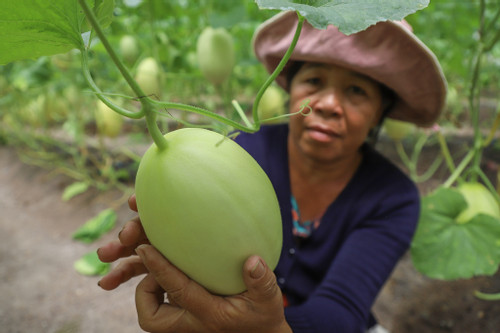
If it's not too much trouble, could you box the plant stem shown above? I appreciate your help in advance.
[78,0,168,151]
[411,135,428,165]
[437,130,456,173]
[78,0,147,103]
[475,168,500,204]
[147,0,160,61]
[150,100,258,133]
[485,23,500,52]
[251,11,305,126]
[475,290,500,301]
[77,3,308,145]
[485,3,500,35]
[465,0,486,183]
[232,100,253,128]
[81,51,144,119]
[483,111,500,147]
[395,141,412,172]
[145,105,168,151]
[443,149,476,188]
[415,156,443,183]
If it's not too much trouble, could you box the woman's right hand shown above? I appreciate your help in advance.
[97,194,150,290]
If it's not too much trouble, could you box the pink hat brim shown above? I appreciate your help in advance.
[253,11,447,127]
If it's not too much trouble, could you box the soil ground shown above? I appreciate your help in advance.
[0,147,141,333]
[1,132,499,333]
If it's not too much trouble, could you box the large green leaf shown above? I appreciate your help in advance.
[0,0,115,65]
[0,0,84,65]
[255,0,430,34]
[411,187,500,280]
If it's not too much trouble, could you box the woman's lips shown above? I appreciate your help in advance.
[305,124,340,143]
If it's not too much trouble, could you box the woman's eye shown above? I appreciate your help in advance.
[349,85,367,95]
[305,77,321,85]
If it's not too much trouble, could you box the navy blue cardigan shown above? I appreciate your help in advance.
[235,124,420,333]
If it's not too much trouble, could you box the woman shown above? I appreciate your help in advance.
[97,11,446,333]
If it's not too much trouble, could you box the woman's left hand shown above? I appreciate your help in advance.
[135,244,292,333]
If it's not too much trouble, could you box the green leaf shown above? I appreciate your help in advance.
[81,0,116,41]
[411,187,500,280]
[95,0,115,29]
[72,209,117,243]
[74,250,110,276]
[0,0,86,65]
[255,0,430,34]
[62,182,90,201]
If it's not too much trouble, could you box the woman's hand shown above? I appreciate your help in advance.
[97,194,149,290]
[98,194,290,332]
[135,244,292,333]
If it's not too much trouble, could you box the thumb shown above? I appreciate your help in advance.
[243,256,281,303]
[128,194,138,212]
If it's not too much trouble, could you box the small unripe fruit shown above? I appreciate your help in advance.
[196,27,235,85]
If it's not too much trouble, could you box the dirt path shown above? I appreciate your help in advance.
[0,147,141,333]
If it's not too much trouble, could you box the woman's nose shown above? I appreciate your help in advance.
[314,88,343,117]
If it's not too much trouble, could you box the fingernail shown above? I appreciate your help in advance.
[118,226,125,239]
[250,258,265,279]
[135,244,148,258]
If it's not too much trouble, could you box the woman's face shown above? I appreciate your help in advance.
[288,62,384,164]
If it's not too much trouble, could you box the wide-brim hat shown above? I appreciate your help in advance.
[253,11,447,127]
